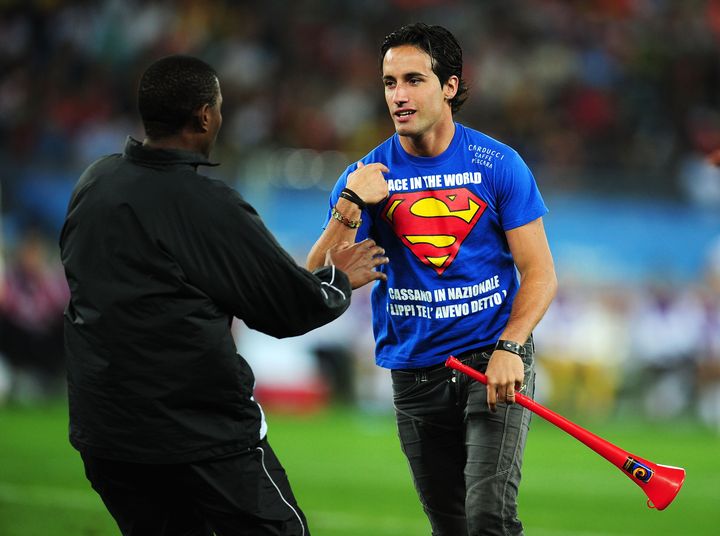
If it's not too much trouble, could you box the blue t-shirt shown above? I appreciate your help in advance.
[324,123,548,369]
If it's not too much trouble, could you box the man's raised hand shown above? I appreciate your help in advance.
[346,162,389,205]
[325,239,388,289]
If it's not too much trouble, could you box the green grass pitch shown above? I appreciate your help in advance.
[0,402,716,535]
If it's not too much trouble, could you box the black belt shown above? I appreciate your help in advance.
[393,344,495,382]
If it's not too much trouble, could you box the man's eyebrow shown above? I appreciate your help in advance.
[382,72,428,81]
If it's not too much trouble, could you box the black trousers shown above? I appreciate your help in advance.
[81,437,309,536]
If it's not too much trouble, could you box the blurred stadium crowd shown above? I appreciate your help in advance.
[1,0,720,429]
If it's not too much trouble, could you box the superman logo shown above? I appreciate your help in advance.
[382,188,487,275]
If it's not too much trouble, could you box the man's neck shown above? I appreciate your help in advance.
[398,119,456,158]
[143,133,208,158]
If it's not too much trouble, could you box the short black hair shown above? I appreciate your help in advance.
[138,55,219,139]
[380,23,468,114]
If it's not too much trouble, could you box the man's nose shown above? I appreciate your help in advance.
[393,85,409,104]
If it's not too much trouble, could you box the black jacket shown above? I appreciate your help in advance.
[60,137,351,463]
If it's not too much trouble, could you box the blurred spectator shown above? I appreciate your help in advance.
[534,282,629,419]
[697,237,720,432]
[1,0,720,198]
[677,109,720,207]
[0,227,69,401]
[625,281,705,420]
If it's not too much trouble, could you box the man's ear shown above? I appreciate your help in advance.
[194,104,211,133]
[444,75,459,101]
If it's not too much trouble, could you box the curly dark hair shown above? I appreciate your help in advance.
[138,55,219,139]
[380,23,468,114]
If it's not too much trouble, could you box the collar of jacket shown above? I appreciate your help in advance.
[123,136,220,168]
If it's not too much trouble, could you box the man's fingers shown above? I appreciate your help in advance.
[334,238,389,289]
[484,350,525,410]
[371,163,390,173]
[335,239,387,263]
[366,242,388,270]
[356,161,389,174]
[357,239,387,255]
[487,384,498,412]
[487,380,524,410]
[369,244,386,258]
[507,377,524,404]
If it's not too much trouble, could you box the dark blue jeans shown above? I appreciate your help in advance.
[391,342,535,536]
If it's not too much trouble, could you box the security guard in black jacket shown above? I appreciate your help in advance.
[60,55,387,536]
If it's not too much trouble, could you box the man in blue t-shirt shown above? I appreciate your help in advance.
[307,23,557,536]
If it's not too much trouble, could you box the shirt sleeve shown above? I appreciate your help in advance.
[495,150,548,231]
[171,177,352,339]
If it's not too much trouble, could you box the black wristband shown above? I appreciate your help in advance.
[340,187,367,209]
[495,339,526,357]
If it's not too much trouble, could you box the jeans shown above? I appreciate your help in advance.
[391,341,535,536]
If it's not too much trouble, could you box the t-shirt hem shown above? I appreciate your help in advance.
[376,340,498,370]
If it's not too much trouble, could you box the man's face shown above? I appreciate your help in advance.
[382,45,455,139]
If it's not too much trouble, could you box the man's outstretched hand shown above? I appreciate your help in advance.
[325,239,388,289]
